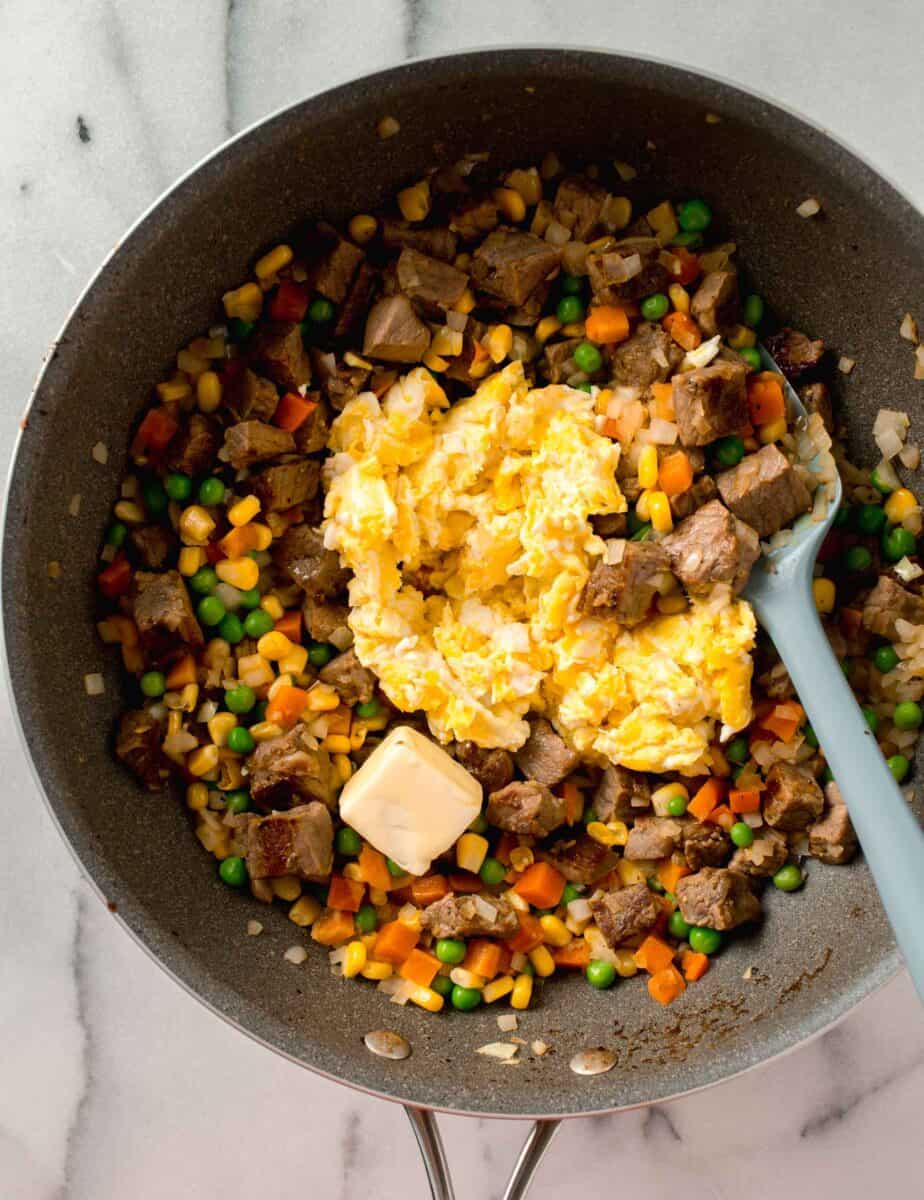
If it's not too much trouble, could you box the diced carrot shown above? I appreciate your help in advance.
[601,417,621,440]
[464,939,503,980]
[311,909,356,946]
[681,950,710,982]
[274,609,302,643]
[494,832,517,866]
[220,523,262,558]
[513,862,566,909]
[562,780,583,825]
[447,872,484,893]
[671,246,701,286]
[706,805,736,831]
[274,391,317,432]
[657,861,691,893]
[553,940,591,969]
[759,701,805,744]
[327,874,366,913]
[585,305,630,345]
[265,685,310,729]
[358,845,392,892]
[410,875,450,907]
[688,777,726,821]
[495,943,513,977]
[399,947,441,988]
[650,381,675,421]
[662,311,702,351]
[728,788,762,814]
[470,340,491,374]
[505,911,545,954]
[634,935,676,975]
[658,450,694,497]
[166,654,197,689]
[373,920,420,964]
[747,375,785,426]
[648,965,687,1005]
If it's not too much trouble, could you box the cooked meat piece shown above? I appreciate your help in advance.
[729,827,789,877]
[252,459,319,512]
[539,833,617,884]
[591,512,628,538]
[302,598,350,644]
[539,337,582,383]
[553,175,607,240]
[624,815,685,861]
[292,395,330,454]
[422,893,518,939]
[450,197,499,242]
[662,500,759,595]
[310,351,370,411]
[763,762,824,831]
[683,820,732,870]
[363,295,431,363]
[308,235,364,303]
[587,238,670,303]
[454,742,515,796]
[608,321,683,388]
[799,380,834,434]
[245,802,334,881]
[592,765,651,822]
[115,708,167,789]
[765,327,825,381]
[503,281,551,327]
[486,779,567,838]
[319,647,376,705]
[670,474,718,521]
[222,421,295,470]
[248,724,337,811]
[133,570,203,646]
[166,413,221,476]
[691,270,739,337]
[226,368,279,423]
[273,525,350,598]
[809,783,858,864]
[333,260,376,338]
[471,228,561,307]
[590,883,661,948]
[252,321,311,392]
[130,525,176,570]
[397,248,469,312]
[514,717,580,788]
[381,219,458,262]
[672,360,749,446]
[717,444,812,538]
[862,575,924,640]
[580,542,672,626]
[675,867,762,930]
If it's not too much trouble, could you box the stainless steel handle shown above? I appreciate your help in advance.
[406,1106,561,1200]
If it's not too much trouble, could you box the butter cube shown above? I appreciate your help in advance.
[338,726,482,877]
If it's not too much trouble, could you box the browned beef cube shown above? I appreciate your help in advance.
[166,413,220,476]
[381,220,458,262]
[624,815,685,861]
[799,381,834,433]
[333,261,376,338]
[862,576,924,640]
[717,444,812,538]
[608,321,683,388]
[422,893,518,939]
[252,322,310,392]
[273,525,350,598]
[691,270,739,337]
[590,883,661,948]
[539,337,582,383]
[672,360,749,446]
[591,513,628,538]
[310,350,371,411]
[397,248,469,312]
[683,820,732,870]
[362,295,431,363]
[292,395,330,454]
[729,827,789,877]
[308,236,364,303]
[222,421,295,470]
[471,228,560,307]
[302,598,351,644]
[587,238,670,303]
[226,368,279,423]
[245,802,334,881]
[662,500,759,595]
[592,765,651,822]
[580,543,672,626]
[450,197,500,242]
[454,742,515,796]
[765,327,825,381]
[486,780,567,838]
[539,833,617,885]
[130,525,176,570]
[669,474,718,522]
[115,709,167,790]
[676,868,762,930]
[764,762,824,831]
[809,784,858,864]
[319,647,376,705]
[247,724,337,811]
[514,718,580,788]
[133,570,203,646]
[553,176,607,240]
[253,459,319,512]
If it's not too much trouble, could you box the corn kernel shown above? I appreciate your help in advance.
[289,895,322,927]
[456,832,489,874]
[647,200,679,243]
[179,683,199,712]
[217,754,243,791]
[179,505,216,546]
[323,734,352,755]
[605,195,632,231]
[561,321,586,339]
[178,546,205,576]
[657,594,688,615]
[237,653,275,690]
[586,821,621,847]
[267,674,294,701]
[536,316,562,344]
[616,859,648,887]
[216,556,260,591]
[348,214,378,244]
[166,710,183,739]
[759,418,788,444]
[195,369,222,413]
[113,499,145,525]
[449,967,485,989]
[452,288,476,315]
[249,523,273,551]
[255,244,293,282]
[648,491,674,534]
[272,875,302,901]
[257,631,293,660]
[482,975,515,1003]
[260,594,284,621]
[186,782,209,811]
[510,973,533,1010]
[208,712,237,747]
[397,180,431,223]
[510,845,534,872]
[306,685,340,712]
[493,187,527,223]
[504,166,542,206]
[369,887,388,906]
[652,782,689,812]
[638,445,659,489]
[156,376,192,404]
[228,495,261,527]
[333,754,353,784]
[361,960,393,981]
[528,945,556,978]
[539,914,571,948]
[613,948,639,978]
[343,940,368,979]
[668,283,690,315]
[249,721,284,742]
[634,490,652,521]
[728,324,758,350]
[506,888,530,913]
[222,282,263,322]
[484,324,514,364]
[349,726,368,752]
[813,577,836,614]
[187,744,220,777]
[422,350,448,373]
[885,488,918,523]
[177,349,209,378]
[409,984,443,1013]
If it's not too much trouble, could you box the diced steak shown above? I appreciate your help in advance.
[587,238,669,303]
[539,337,582,384]
[381,220,458,262]
[449,197,499,242]
[799,381,834,434]
[166,413,220,476]
[247,724,337,811]
[130,525,176,570]
[133,570,203,646]
[273,525,350,598]
[809,784,858,864]
[675,867,762,930]
[486,780,567,838]
[222,421,295,470]
[252,459,319,512]
[590,883,661,948]
[591,512,628,538]
[580,542,672,626]
[308,235,364,304]
[363,295,431,363]
[252,322,310,392]
[422,893,518,939]
[662,500,759,595]
[397,248,469,312]
[539,833,617,885]
[608,321,683,388]
[729,827,789,877]
[672,360,749,446]
[717,444,812,538]
[624,815,685,861]
[683,820,732,870]
[319,647,376,705]
[592,765,651,822]
[226,368,279,424]
[333,261,376,338]
[454,742,515,796]
[862,576,924,640]
[245,802,334,881]
[763,762,824,831]
[302,598,351,644]
[115,708,167,789]
[765,327,825,381]
[514,718,580,788]
[669,474,718,522]
[471,228,561,307]
[292,395,330,454]
[691,270,739,337]
[310,351,370,411]
[553,176,607,241]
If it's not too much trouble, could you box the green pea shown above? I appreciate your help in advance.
[802,724,820,749]
[165,472,193,502]
[479,857,507,886]
[677,198,712,232]
[106,521,128,547]
[435,938,466,965]
[219,613,245,645]
[726,736,750,764]
[670,230,703,249]
[715,435,745,468]
[431,974,453,997]
[667,911,691,939]
[893,701,923,730]
[225,684,256,715]
[742,294,764,328]
[888,754,911,783]
[573,341,603,374]
[308,642,334,667]
[647,875,666,895]
[560,273,584,295]
[198,477,226,506]
[450,984,482,1011]
[239,587,262,610]
[355,904,378,934]
[575,381,594,393]
[772,864,804,892]
[585,960,617,989]
[731,764,745,783]
[688,926,722,954]
[555,294,585,324]
[335,826,363,857]
[140,670,166,698]
[468,812,489,834]
[871,465,897,494]
[730,821,754,849]
[861,706,879,734]
[355,699,380,719]
[833,503,852,528]
[386,857,405,877]
[227,726,255,754]
[630,523,653,542]
[308,296,336,324]
[142,479,168,516]
[855,503,886,535]
[626,508,647,535]
[883,526,917,561]
[224,790,250,814]
[197,596,225,626]
[219,856,248,887]
[251,700,268,725]
[562,883,583,905]
[845,545,872,572]
[189,566,218,595]
[228,318,255,341]
[640,293,670,321]
[873,644,899,673]
[243,609,275,639]
[666,793,688,817]
[737,346,762,370]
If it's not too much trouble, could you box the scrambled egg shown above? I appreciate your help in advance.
[323,362,756,775]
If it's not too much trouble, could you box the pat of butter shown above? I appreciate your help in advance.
[338,725,481,876]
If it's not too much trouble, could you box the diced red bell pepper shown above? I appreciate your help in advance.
[98,554,132,598]
[672,246,701,286]
[219,357,246,387]
[204,542,225,564]
[274,392,317,433]
[269,280,309,323]
[135,407,178,453]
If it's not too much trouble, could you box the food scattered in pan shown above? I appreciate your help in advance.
[96,152,924,1017]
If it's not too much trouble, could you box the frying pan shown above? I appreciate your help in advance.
[6,47,924,1199]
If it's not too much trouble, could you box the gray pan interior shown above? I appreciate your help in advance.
[5,49,923,1118]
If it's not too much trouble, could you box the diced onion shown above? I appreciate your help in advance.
[544,220,572,246]
[472,893,499,923]
[163,731,197,757]
[446,310,468,332]
[246,920,263,936]
[196,700,219,723]
[613,160,637,182]
[328,625,353,651]
[647,417,678,444]
[895,556,923,583]
[682,334,722,370]
[837,356,855,375]
[531,1040,550,1056]
[561,241,588,275]
[84,673,105,696]
[873,409,910,458]
[476,1042,519,1060]
[215,582,243,611]
[92,441,109,464]
[873,457,902,490]
[899,443,920,470]
[497,1014,518,1033]
[566,897,593,922]
[68,494,82,517]
[621,253,643,280]
[603,538,627,565]
[796,197,821,218]
[915,345,924,380]
[900,313,919,344]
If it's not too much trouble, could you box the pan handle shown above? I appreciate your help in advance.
[405,1106,561,1200]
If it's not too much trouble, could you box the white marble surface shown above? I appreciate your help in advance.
[2,2,923,1197]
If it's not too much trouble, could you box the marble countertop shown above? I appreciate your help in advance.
[2,2,923,1197]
